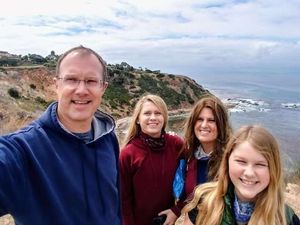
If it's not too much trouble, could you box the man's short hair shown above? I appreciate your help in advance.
[56,45,108,81]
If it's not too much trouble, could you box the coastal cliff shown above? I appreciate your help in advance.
[0,64,208,134]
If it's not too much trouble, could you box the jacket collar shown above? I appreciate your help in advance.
[38,101,116,141]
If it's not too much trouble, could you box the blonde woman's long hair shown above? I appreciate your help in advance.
[121,94,168,148]
[182,125,286,225]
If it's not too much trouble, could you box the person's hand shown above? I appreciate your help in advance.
[158,209,178,225]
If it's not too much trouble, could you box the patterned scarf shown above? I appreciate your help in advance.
[233,193,255,224]
[194,145,212,160]
[139,131,165,151]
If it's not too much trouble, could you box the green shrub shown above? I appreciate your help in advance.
[8,88,20,98]
[156,73,164,79]
[138,75,186,107]
[43,62,56,68]
[35,96,47,105]
[104,83,131,106]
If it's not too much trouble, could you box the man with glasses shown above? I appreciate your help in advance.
[0,46,122,225]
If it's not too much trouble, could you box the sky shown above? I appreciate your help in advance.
[1,0,300,81]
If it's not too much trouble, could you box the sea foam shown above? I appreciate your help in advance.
[224,98,270,113]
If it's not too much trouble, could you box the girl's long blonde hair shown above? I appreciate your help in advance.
[182,125,286,225]
[121,94,168,148]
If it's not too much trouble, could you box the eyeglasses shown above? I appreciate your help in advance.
[57,77,106,89]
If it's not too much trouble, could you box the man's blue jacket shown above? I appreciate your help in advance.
[0,102,122,225]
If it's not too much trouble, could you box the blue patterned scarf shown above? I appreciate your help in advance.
[233,193,255,224]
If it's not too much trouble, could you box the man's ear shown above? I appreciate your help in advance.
[103,81,108,90]
[53,77,58,89]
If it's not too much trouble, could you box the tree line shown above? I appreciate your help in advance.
[0,50,58,67]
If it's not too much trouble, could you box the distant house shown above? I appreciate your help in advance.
[0,51,21,66]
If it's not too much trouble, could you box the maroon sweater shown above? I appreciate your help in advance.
[119,133,183,225]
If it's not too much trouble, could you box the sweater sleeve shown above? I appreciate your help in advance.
[169,135,186,216]
[171,200,185,217]
[119,148,136,225]
[0,136,26,216]
[172,156,198,217]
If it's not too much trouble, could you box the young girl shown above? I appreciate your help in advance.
[120,94,183,225]
[179,125,299,225]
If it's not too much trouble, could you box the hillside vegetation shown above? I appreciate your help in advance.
[0,51,208,134]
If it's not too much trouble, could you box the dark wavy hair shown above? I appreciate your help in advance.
[181,94,232,180]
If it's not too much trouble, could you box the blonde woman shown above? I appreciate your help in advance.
[179,125,299,225]
[120,94,183,225]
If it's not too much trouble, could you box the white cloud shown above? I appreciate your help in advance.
[0,0,299,78]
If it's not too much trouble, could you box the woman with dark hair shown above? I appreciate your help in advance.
[169,95,232,218]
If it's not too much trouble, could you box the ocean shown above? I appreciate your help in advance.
[195,73,300,171]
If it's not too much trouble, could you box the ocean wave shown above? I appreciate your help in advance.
[281,103,300,109]
[224,98,270,113]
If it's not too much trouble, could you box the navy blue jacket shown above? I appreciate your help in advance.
[0,102,121,225]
